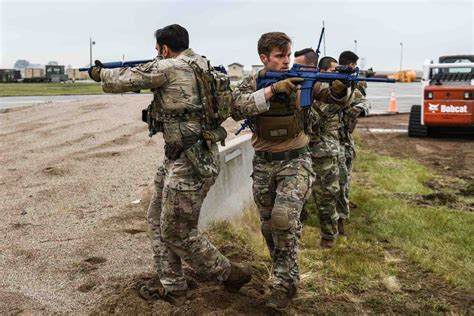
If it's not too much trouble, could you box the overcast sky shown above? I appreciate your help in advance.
[1,0,473,71]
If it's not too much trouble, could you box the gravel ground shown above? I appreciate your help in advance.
[0,95,244,313]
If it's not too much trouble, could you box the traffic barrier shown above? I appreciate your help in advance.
[199,134,255,227]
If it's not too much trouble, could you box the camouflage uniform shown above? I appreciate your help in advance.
[252,153,313,291]
[100,49,263,293]
[309,89,342,240]
[337,85,370,219]
[231,76,343,294]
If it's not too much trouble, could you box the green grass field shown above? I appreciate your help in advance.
[0,82,105,96]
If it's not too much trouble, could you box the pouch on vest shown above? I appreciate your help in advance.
[183,141,220,179]
[256,115,300,141]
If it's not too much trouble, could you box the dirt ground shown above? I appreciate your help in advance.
[358,113,474,179]
[1,99,473,314]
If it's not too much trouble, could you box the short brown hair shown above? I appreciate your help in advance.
[257,32,292,57]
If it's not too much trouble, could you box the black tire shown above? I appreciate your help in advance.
[408,105,428,137]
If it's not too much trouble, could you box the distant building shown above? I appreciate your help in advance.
[227,62,244,80]
[251,64,264,76]
[0,69,21,82]
[24,68,45,79]
[45,65,68,82]
[67,69,88,81]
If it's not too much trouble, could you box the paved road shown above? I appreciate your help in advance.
[0,82,421,113]
[367,82,420,114]
[0,94,149,110]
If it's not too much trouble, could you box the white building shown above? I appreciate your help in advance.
[227,63,244,80]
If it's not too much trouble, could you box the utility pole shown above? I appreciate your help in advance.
[354,40,358,54]
[399,42,403,71]
[89,37,96,67]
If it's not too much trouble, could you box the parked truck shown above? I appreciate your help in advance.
[408,55,474,137]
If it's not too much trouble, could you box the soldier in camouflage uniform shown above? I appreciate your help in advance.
[294,52,344,248]
[337,51,371,234]
[231,33,347,311]
[88,24,258,303]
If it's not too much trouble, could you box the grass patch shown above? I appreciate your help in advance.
[351,147,473,290]
[0,82,105,96]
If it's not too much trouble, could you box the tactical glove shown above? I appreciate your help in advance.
[271,78,304,95]
[89,67,101,82]
[330,80,347,99]
[356,81,367,96]
[202,126,227,143]
[346,106,363,119]
[88,60,104,82]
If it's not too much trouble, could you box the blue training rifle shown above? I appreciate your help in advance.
[257,64,395,108]
[79,59,153,72]
[235,65,395,135]
[79,59,228,74]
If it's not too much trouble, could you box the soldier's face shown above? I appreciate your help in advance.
[260,45,291,72]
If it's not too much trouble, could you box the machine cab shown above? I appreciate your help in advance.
[421,55,474,127]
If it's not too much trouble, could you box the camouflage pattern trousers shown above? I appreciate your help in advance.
[147,152,231,293]
[310,130,341,240]
[337,131,355,219]
[252,152,314,293]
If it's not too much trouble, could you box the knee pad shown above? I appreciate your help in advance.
[271,206,290,231]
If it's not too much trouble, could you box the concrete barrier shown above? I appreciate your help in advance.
[199,134,255,227]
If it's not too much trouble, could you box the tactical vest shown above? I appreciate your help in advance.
[143,56,230,152]
[255,91,308,141]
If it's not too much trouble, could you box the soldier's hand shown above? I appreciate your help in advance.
[88,66,102,82]
[330,80,347,98]
[347,106,363,119]
[88,60,104,82]
[358,81,367,89]
[271,78,304,95]
[357,81,367,96]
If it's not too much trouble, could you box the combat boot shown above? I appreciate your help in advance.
[338,218,345,236]
[265,285,297,311]
[139,283,187,305]
[223,262,252,292]
[320,238,336,249]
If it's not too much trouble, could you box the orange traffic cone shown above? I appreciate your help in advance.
[388,91,398,113]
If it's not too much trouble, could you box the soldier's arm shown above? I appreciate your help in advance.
[352,86,371,116]
[230,76,271,121]
[100,57,172,93]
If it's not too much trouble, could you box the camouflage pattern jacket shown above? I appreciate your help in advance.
[101,48,214,148]
[340,85,371,147]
